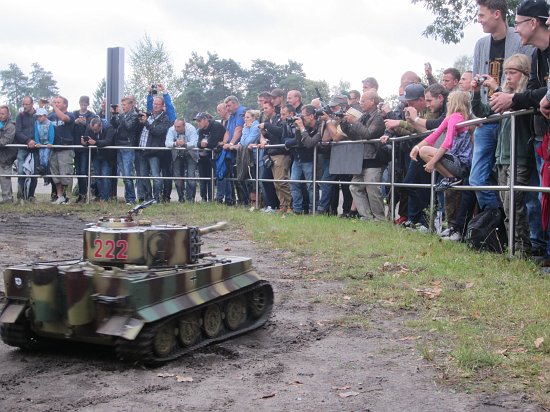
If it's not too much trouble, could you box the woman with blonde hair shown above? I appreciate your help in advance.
[471,53,534,255]
[409,90,473,192]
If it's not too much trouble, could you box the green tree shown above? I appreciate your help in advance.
[92,78,106,115]
[411,0,520,44]
[28,63,58,100]
[330,80,352,97]
[126,34,176,108]
[303,79,330,104]
[453,54,474,74]
[0,63,29,108]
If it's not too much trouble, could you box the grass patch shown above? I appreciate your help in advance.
[2,201,550,406]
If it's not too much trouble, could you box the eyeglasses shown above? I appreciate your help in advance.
[514,18,533,27]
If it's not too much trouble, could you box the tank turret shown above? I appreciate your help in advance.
[0,202,273,364]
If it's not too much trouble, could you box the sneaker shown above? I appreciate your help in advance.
[442,230,461,241]
[401,220,415,228]
[394,216,408,225]
[440,227,453,237]
[434,177,462,192]
[414,224,429,233]
[261,206,275,214]
[53,195,67,205]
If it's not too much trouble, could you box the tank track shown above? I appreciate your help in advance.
[0,318,39,350]
[115,280,274,365]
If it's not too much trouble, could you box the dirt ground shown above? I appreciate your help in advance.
[0,213,542,411]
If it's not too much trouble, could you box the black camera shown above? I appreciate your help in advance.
[82,135,90,143]
[314,105,332,118]
[476,75,488,86]
[151,84,158,95]
[139,111,152,118]
[286,115,302,124]
[332,110,346,118]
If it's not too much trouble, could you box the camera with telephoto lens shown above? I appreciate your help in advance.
[286,115,302,125]
[314,105,332,119]
[476,75,488,86]
[332,110,346,118]
[151,84,158,95]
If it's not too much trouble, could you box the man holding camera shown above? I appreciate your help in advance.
[73,95,97,203]
[286,104,320,214]
[195,112,225,202]
[110,96,139,204]
[147,84,176,202]
[165,118,199,203]
[339,91,386,221]
[137,96,172,203]
[82,117,115,202]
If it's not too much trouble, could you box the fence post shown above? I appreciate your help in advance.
[508,113,517,257]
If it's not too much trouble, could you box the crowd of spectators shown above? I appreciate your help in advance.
[1,0,550,263]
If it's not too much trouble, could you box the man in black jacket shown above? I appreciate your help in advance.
[110,96,139,204]
[15,96,38,202]
[137,96,172,202]
[195,112,226,202]
[82,117,115,201]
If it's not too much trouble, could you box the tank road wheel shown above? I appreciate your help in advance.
[203,304,222,338]
[177,313,201,347]
[153,322,176,358]
[225,297,247,331]
[249,287,269,318]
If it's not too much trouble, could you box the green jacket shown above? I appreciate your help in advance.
[471,91,534,166]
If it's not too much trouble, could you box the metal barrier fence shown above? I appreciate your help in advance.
[1,108,546,257]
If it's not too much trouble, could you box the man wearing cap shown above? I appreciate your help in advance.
[195,112,226,202]
[165,118,199,203]
[73,95,97,202]
[270,88,285,115]
[15,96,38,202]
[468,0,534,212]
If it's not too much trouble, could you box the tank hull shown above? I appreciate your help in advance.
[0,256,273,364]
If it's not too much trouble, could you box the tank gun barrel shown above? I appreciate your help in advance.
[199,221,227,235]
[128,199,157,218]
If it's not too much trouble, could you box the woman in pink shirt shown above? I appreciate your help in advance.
[409,91,473,192]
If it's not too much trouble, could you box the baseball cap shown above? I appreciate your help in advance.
[193,112,208,120]
[36,108,48,116]
[328,95,348,107]
[516,0,549,19]
[399,83,425,101]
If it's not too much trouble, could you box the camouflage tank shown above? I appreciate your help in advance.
[0,201,273,364]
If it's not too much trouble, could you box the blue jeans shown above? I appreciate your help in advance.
[74,148,90,196]
[469,123,500,210]
[529,139,548,254]
[173,155,197,201]
[138,155,162,201]
[291,160,314,213]
[117,149,136,203]
[93,156,112,201]
[135,150,151,201]
[405,158,431,226]
[317,156,334,213]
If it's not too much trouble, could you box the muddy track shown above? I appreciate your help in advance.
[0,214,542,411]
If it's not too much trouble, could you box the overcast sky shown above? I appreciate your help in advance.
[1,0,485,111]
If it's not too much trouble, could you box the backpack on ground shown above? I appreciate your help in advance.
[465,207,507,253]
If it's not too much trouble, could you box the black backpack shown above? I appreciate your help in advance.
[465,208,508,253]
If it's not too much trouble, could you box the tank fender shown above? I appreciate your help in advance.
[0,301,27,324]
[137,270,262,323]
[96,316,145,340]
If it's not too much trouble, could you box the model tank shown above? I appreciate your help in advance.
[0,201,273,364]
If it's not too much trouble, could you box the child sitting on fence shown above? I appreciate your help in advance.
[34,108,54,175]
[409,90,473,192]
